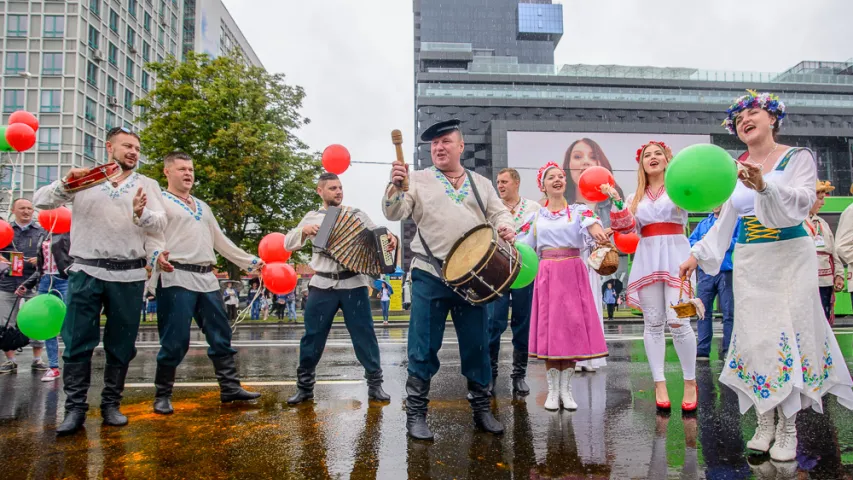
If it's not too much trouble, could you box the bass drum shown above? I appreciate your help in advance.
[442,224,520,304]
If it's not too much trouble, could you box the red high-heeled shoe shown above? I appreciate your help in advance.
[681,385,698,412]
[656,396,671,411]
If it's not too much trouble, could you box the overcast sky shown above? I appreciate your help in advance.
[224,0,853,238]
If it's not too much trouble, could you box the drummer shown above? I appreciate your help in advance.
[33,126,167,436]
[383,119,515,440]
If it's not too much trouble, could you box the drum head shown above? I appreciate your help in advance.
[444,226,494,282]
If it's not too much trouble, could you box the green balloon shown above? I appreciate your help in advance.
[0,127,13,152]
[511,243,539,289]
[665,144,738,212]
[17,294,66,341]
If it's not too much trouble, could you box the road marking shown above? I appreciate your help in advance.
[125,380,363,388]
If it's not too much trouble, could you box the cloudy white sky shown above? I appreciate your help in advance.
[224,0,853,237]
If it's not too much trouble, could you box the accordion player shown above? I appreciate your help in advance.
[313,206,397,277]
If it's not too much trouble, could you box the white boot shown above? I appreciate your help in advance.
[769,408,797,462]
[559,368,577,410]
[544,368,560,411]
[746,408,775,452]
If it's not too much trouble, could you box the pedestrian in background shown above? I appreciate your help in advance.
[603,282,617,321]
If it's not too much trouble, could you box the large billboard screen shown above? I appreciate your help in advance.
[506,132,712,226]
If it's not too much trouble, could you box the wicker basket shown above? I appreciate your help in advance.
[591,243,620,276]
[670,277,697,318]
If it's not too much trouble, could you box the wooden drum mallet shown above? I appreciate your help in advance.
[391,129,409,192]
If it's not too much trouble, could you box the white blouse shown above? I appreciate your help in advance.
[691,148,817,275]
[516,204,601,255]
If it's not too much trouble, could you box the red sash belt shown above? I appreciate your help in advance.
[640,223,684,237]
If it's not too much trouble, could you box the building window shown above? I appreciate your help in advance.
[5,52,26,74]
[7,15,27,38]
[85,96,97,123]
[126,57,135,80]
[88,26,99,49]
[40,90,61,113]
[86,61,98,86]
[90,0,101,17]
[0,166,22,188]
[124,88,134,112]
[169,40,176,57]
[84,134,96,159]
[171,13,177,32]
[107,75,116,97]
[157,54,163,63]
[144,11,151,32]
[159,0,166,16]
[38,128,60,152]
[105,110,116,130]
[108,42,118,65]
[128,0,138,18]
[142,41,150,62]
[158,25,165,46]
[109,9,119,33]
[42,53,63,75]
[127,26,135,49]
[44,16,65,38]
[3,90,24,113]
[37,166,59,187]
[141,70,149,91]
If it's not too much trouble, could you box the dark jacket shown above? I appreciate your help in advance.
[0,222,45,292]
[20,232,72,291]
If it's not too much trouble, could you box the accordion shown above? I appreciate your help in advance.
[313,206,396,277]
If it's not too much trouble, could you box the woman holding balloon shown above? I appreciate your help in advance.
[516,162,609,411]
[606,140,699,413]
[680,91,853,462]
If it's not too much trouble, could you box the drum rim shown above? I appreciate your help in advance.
[63,163,122,193]
[442,224,497,283]
[464,247,521,303]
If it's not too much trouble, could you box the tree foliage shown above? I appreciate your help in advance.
[137,52,321,279]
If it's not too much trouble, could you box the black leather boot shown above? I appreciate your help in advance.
[511,350,530,396]
[405,375,433,441]
[153,363,176,415]
[488,345,499,396]
[101,364,129,427]
[468,380,504,435]
[56,361,90,436]
[211,355,261,403]
[365,369,390,402]
[286,366,316,405]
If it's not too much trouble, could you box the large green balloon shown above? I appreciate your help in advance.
[0,127,14,152]
[665,144,738,212]
[511,243,539,289]
[17,294,66,341]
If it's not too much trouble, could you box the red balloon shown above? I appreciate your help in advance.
[578,166,615,202]
[321,144,351,175]
[5,123,36,152]
[0,221,13,249]
[38,207,71,234]
[262,262,297,294]
[258,232,291,263]
[613,232,640,254]
[8,111,39,132]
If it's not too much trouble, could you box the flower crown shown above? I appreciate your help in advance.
[722,89,787,135]
[635,141,672,163]
[537,162,562,191]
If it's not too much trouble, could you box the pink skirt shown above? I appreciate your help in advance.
[529,248,609,361]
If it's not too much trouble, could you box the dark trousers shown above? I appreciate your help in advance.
[226,304,237,322]
[62,270,144,366]
[696,270,734,357]
[486,283,533,358]
[605,303,616,320]
[408,269,490,386]
[298,286,380,373]
[156,285,237,367]
[819,286,833,321]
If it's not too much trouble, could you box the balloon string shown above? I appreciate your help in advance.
[231,276,265,333]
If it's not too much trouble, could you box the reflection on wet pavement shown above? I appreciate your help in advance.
[1,326,853,478]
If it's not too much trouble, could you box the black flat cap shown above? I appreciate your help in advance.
[420,119,461,142]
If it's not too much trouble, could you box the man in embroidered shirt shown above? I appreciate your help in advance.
[688,206,740,360]
[284,172,396,405]
[34,126,167,436]
[147,152,262,415]
[383,119,515,440]
[487,168,540,396]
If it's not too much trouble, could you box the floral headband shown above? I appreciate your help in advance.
[722,89,787,135]
[537,162,562,191]
[635,141,672,163]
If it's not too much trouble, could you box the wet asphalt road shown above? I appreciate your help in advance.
[2,325,853,479]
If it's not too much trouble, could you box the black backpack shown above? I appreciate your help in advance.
[0,299,29,352]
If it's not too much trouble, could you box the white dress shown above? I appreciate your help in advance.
[692,147,853,416]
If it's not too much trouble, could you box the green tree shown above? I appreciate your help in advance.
[137,51,321,279]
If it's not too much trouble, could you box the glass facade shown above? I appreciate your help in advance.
[517,3,563,40]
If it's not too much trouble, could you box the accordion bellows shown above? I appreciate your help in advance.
[312,206,396,277]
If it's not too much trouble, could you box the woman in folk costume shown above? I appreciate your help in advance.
[516,162,609,411]
[680,91,853,462]
[606,141,699,413]
[807,181,844,324]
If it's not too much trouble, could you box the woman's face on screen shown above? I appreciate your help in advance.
[567,141,600,185]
